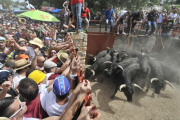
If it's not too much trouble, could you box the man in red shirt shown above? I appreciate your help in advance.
[81,2,90,32]
[70,0,84,33]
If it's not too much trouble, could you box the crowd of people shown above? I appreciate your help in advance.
[100,5,180,39]
[0,0,101,119]
[0,1,180,119]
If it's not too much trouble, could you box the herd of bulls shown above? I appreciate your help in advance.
[85,47,180,102]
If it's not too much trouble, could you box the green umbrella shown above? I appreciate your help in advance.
[17,10,60,22]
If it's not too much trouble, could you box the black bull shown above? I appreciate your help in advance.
[107,62,145,102]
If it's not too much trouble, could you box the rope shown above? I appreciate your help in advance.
[70,36,98,118]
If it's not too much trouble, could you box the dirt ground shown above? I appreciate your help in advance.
[89,76,180,120]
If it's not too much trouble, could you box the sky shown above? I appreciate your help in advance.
[12,0,25,3]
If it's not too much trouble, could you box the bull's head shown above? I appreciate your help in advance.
[87,54,96,65]
[106,62,124,76]
[119,84,145,102]
[151,78,173,94]
[84,68,95,79]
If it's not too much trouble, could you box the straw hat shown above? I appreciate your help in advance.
[57,50,69,63]
[18,38,27,43]
[14,59,30,71]
[29,37,43,48]
[47,47,59,58]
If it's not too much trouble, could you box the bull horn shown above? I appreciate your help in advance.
[88,54,94,56]
[134,84,145,92]
[84,65,91,69]
[104,69,108,71]
[119,84,126,92]
[104,61,112,64]
[91,70,95,76]
[114,52,118,55]
[124,54,128,57]
[93,57,96,61]
[151,78,159,83]
[165,80,173,89]
[117,65,124,71]
[107,47,110,49]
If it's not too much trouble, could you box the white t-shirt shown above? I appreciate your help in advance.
[23,117,39,120]
[158,13,166,23]
[40,89,72,116]
[24,47,43,61]
[117,11,127,18]
[12,73,26,90]
[168,13,177,20]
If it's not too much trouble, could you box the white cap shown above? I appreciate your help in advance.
[44,60,57,69]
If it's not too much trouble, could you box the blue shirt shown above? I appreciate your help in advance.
[104,9,114,19]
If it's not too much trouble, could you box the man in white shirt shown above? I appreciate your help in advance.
[114,11,130,35]
[168,9,177,21]
[157,9,167,35]
[41,75,75,116]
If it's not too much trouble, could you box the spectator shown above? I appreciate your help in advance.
[47,47,59,63]
[0,37,15,64]
[157,9,167,35]
[144,8,158,37]
[100,5,116,33]
[114,11,130,34]
[12,37,43,61]
[70,0,84,32]
[13,59,31,90]
[63,1,70,25]
[81,2,91,32]
[127,10,143,34]
[0,69,17,99]
[28,70,49,93]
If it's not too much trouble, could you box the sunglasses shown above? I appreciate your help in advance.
[51,51,56,54]
[9,97,23,118]
[20,42,26,44]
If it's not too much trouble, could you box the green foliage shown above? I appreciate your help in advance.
[42,1,50,6]
[0,0,13,8]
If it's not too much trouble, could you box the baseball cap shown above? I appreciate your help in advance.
[28,70,46,84]
[0,37,6,43]
[44,60,57,69]
[0,69,12,82]
[19,54,29,59]
[53,75,70,96]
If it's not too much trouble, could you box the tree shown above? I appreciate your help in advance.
[42,1,50,6]
[0,0,13,8]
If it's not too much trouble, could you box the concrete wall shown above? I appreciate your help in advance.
[113,35,156,52]
[69,32,88,69]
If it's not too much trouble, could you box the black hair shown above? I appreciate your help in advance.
[26,68,36,78]
[127,11,130,15]
[4,60,15,69]
[55,91,69,100]
[0,97,15,117]
[18,78,39,101]
[109,4,113,7]
[44,67,51,73]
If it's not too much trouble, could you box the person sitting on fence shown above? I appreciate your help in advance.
[100,5,116,33]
